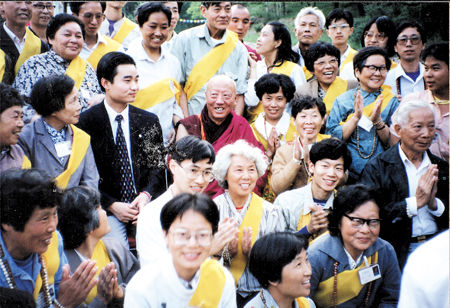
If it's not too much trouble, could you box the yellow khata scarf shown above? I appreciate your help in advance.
[314,252,379,307]
[22,155,31,169]
[132,78,181,110]
[85,240,111,304]
[303,66,313,81]
[339,47,357,74]
[339,85,394,125]
[184,30,239,101]
[230,193,264,284]
[15,28,41,75]
[0,49,5,81]
[55,125,90,189]
[87,36,122,70]
[112,17,137,44]
[323,77,347,115]
[296,297,312,308]
[66,56,87,90]
[251,117,297,150]
[390,60,397,70]
[33,232,60,300]
[188,259,226,308]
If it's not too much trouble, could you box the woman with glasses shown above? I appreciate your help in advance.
[126,193,237,307]
[308,184,401,307]
[213,140,283,307]
[326,47,399,183]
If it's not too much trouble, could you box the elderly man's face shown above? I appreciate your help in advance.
[201,2,231,35]
[2,1,32,28]
[0,106,24,146]
[396,107,435,156]
[295,14,323,47]
[30,2,54,28]
[206,79,236,125]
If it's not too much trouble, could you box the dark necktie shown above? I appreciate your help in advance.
[115,115,135,203]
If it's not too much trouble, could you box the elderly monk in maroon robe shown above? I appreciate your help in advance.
[176,74,266,197]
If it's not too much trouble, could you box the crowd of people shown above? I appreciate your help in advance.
[0,1,448,308]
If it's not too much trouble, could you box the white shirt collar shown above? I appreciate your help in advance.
[3,22,26,47]
[343,247,363,269]
[83,33,108,51]
[253,111,291,142]
[394,62,424,80]
[302,182,335,215]
[398,144,431,172]
[104,99,129,126]
[129,38,168,62]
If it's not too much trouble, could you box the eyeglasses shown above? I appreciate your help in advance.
[81,13,105,21]
[364,31,386,41]
[177,162,214,182]
[32,3,55,10]
[344,214,381,229]
[362,64,388,74]
[314,58,339,67]
[169,229,213,246]
[328,23,350,31]
[396,35,421,46]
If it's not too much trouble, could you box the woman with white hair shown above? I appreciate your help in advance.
[213,139,283,307]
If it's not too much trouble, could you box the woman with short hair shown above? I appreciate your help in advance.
[18,74,99,189]
[308,184,401,307]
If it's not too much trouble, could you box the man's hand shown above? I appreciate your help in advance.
[109,202,138,223]
[306,205,328,234]
[97,263,123,304]
[57,261,98,308]
[210,217,239,256]
[416,165,438,209]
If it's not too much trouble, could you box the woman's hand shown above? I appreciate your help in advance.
[97,263,124,304]
[241,227,253,257]
[209,217,239,256]
[293,133,303,161]
[369,94,383,123]
[266,127,280,159]
[353,90,364,120]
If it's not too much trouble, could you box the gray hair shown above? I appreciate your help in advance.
[213,140,268,189]
[394,99,437,127]
[294,7,326,30]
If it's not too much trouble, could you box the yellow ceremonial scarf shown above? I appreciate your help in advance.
[303,66,313,81]
[188,259,226,308]
[87,36,122,70]
[0,49,5,81]
[22,155,31,169]
[296,297,312,308]
[184,30,239,101]
[251,116,297,151]
[323,77,348,115]
[112,17,137,44]
[65,56,87,90]
[15,28,41,75]
[339,47,357,74]
[339,85,395,125]
[230,193,264,284]
[85,240,111,304]
[132,78,181,110]
[33,232,60,300]
[314,252,379,307]
[54,125,91,189]
[390,60,398,70]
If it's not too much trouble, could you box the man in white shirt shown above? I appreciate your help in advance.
[384,21,426,98]
[361,100,448,268]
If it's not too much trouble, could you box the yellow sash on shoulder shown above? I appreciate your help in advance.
[339,85,395,125]
[55,125,90,189]
[339,47,357,74]
[85,240,111,304]
[189,259,226,308]
[0,49,5,81]
[296,297,311,308]
[323,77,347,115]
[390,60,397,70]
[22,155,31,169]
[230,193,264,285]
[132,78,181,110]
[251,117,297,150]
[87,36,122,70]
[15,28,41,75]
[271,60,297,76]
[314,252,378,307]
[112,17,137,44]
[184,30,239,101]
[303,66,313,81]
[34,232,60,300]
[66,56,87,90]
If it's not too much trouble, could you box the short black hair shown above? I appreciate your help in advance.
[310,138,352,171]
[249,232,308,288]
[396,20,426,44]
[0,287,36,308]
[30,75,75,117]
[136,2,171,27]
[325,8,354,28]
[0,169,61,232]
[96,52,136,92]
[70,2,106,15]
[47,13,85,44]
[170,135,215,164]
[160,193,219,234]
[361,16,396,57]
[291,95,326,119]
[304,41,341,73]
[58,186,101,250]
[267,21,300,67]
[0,83,24,114]
[421,42,448,66]
[254,73,295,103]
[328,184,379,237]
[201,2,230,9]
[353,46,391,78]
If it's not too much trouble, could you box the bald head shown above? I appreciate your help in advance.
[206,75,236,125]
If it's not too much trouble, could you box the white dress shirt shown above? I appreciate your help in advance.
[3,22,26,52]
[80,33,124,60]
[99,17,142,50]
[384,62,425,97]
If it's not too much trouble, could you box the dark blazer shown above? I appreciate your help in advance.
[0,22,48,77]
[77,102,166,210]
[360,143,448,268]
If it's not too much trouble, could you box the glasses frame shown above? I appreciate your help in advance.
[328,23,350,31]
[364,31,387,41]
[32,3,55,10]
[169,229,213,247]
[361,64,388,74]
[176,161,215,183]
[343,214,382,229]
[396,35,422,46]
